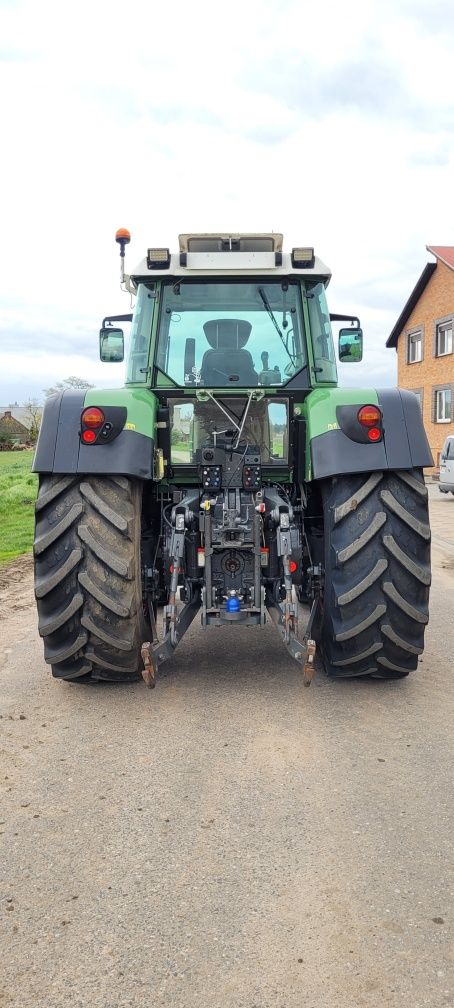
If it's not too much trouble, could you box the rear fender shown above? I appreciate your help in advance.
[302,387,433,481]
[32,388,157,478]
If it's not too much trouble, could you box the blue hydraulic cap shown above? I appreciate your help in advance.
[226,595,240,613]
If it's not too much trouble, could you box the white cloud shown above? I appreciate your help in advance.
[0,0,453,402]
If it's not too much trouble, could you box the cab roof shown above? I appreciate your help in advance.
[130,233,332,284]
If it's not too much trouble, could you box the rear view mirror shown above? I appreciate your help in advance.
[338,327,363,362]
[100,327,124,362]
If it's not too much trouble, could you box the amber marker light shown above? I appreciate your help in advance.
[357,405,382,428]
[81,407,105,428]
[115,227,131,245]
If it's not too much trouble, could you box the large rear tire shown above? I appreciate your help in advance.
[34,475,149,683]
[321,469,431,679]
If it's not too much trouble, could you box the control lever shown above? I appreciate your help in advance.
[259,350,282,386]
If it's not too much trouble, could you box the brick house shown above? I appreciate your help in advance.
[386,245,454,467]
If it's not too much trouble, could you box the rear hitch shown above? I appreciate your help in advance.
[141,503,202,688]
[266,600,317,685]
[264,508,320,684]
[141,592,202,688]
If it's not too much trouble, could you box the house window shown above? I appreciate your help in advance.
[434,388,452,423]
[412,389,423,413]
[407,330,422,363]
[435,320,453,357]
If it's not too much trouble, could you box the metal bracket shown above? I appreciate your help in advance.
[266,599,317,686]
[151,592,201,676]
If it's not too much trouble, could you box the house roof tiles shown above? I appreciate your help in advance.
[0,411,30,438]
[426,246,454,270]
[0,406,43,430]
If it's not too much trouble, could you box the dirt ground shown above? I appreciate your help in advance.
[1,486,453,1008]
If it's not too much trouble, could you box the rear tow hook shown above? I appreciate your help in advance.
[302,639,316,687]
[140,641,157,689]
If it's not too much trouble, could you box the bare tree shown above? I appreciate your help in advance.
[23,397,42,443]
[43,376,94,397]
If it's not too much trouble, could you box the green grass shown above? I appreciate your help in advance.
[0,450,37,565]
[273,434,284,456]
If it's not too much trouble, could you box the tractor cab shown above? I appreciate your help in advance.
[116,232,339,392]
[101,233,340,478]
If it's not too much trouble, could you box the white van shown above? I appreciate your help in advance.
[440,435,454,494]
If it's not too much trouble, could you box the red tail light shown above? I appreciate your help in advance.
[81,429,97,444]
[367,426,382,442]
[81,407,105,428]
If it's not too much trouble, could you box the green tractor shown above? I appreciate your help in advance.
[33,232,432,686]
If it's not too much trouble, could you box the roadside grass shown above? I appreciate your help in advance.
[0,451,37,565]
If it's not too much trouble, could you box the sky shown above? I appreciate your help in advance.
[1,0,453,404]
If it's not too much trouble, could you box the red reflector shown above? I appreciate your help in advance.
[82,429,96,444]
[289,560,297,573]
[368,426,381,442]
[81,406,105,428]
[358,405,382,427]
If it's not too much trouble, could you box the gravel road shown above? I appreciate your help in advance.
[1,487,453,1008]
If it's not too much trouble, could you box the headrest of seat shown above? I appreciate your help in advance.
[203,319,252,350]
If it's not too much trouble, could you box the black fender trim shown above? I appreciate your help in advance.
[311,429,387,479]
[310,388,433,480]
[77,429,154,477]
[33,391,84,472]
[379,388,432,469]
[33,390,154,478]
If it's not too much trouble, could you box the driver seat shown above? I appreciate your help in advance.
[200,319,258,386]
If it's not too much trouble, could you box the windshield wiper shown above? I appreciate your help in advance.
[258,287,284,339]
[258,287,297,366]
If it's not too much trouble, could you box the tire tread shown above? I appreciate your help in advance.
[321,468,430,679]
[34,475,148,683]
